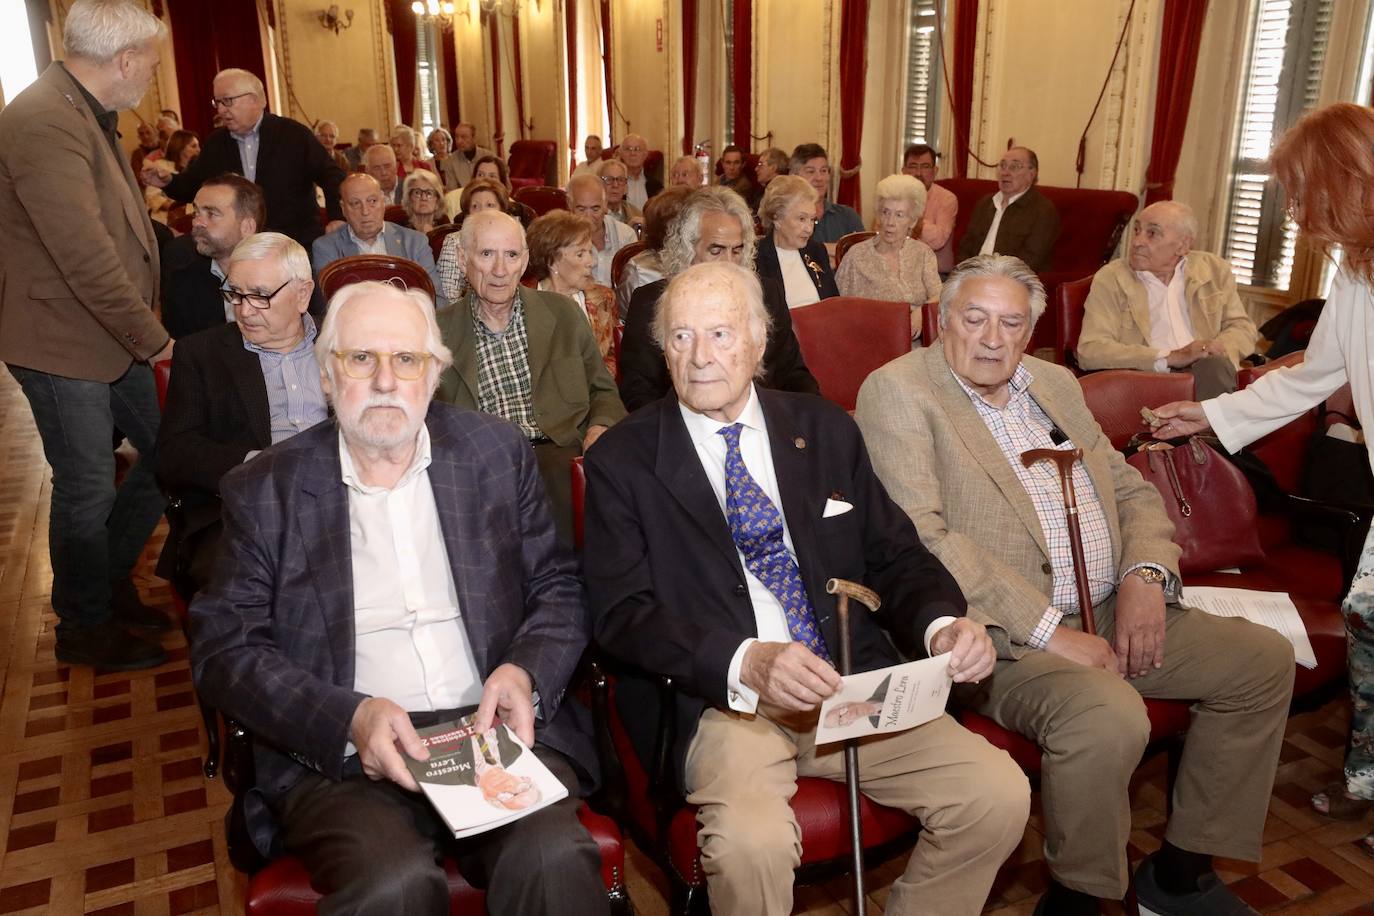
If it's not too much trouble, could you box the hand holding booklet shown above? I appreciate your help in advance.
[815,652,954,745]
[404,714,567,838]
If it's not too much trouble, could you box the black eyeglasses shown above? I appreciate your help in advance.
[211,92,254,110]
[221,279,293,309]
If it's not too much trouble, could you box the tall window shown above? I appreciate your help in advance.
[903,0,942,149]
[1221,0,1332,290]
[416,20,442,135]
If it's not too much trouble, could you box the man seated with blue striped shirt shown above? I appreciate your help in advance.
[155,232,328,593]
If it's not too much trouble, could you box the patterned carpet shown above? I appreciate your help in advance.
[2,368,1373,915]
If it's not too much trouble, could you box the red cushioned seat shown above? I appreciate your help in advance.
[508,140,557,191]
[1078,370,1195,451]
[790,297,912,412]
[245,804,628,915]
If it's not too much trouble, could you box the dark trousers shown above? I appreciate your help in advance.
[1184,354,1239,401]
[273,742,608,916]
[9,363,163,636]
[534,439,581,548]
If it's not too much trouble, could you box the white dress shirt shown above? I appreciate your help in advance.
[778,247,821,309]
[1139,257,1194,371]
[978,189,1028,256]
[341,426,484,720]
[594,215,638,287]
[679,387,950,714]
[626,172,649,209]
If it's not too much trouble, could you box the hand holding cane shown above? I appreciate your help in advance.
[825,577,882,915]
[1019,447,1097,636]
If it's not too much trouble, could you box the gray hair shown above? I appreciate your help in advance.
[363,143,396,166]
[661,186,757,277]
[215,68,265,100]
[228,232,312,283]
[874,174,927,223]
[315,281,454,397]
[459,209,526,261]
[402,169,444,219]
[316,119,339,134]
[565,172,606,207]
[63,0,166,62]
[390,124,416,145]
[938,254,1048,329]
[1143,200,1199,243]
[652,262,772,379]
[758,175,818,231]
[595,158,628,179]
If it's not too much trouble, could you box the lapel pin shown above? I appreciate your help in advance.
[794,436,806,449]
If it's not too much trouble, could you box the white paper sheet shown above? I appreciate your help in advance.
[1182,586,1318,669]
[815,653,953,745]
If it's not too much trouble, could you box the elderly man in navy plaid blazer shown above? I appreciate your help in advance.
[190,280,607,915]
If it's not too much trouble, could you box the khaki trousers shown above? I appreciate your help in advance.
[960,603,1294,898]
[683,708,1030,916]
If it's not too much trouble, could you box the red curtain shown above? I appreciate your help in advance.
[835,0,868,211]
[599,0,614,144]
[681,0,697,155]
[565,0,579,172]
[386,0,418,127]
[950,0,978,178]
[1143,0,1209,205]
[488,13,504,157]
[167,0,267,139]
[442,32,461,127]
[512,14,527,140]
[731,0,752,149]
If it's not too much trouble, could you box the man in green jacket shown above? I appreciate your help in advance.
[436,210,626,545]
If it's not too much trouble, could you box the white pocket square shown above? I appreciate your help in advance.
[822,498,854,518]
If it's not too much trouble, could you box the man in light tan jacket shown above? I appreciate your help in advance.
[1076,200,1258,399]
[855,254,1293,916]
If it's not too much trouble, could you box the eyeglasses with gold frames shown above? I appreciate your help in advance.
[332,349,435,380]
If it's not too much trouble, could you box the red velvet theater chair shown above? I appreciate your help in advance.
[513,184,571,218]
[790,297,912,412]
[834,230,875,266]
[1078,370,1195,450]
[318,254,436,302]
[507,139,557,191]
[1054,273,1094,372]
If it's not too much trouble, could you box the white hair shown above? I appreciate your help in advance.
[228,232,312,282]
[565,172,606,208]
[874,174,928,223]
[661,186,757,277]
[652,262,772,380]
[459,209,526,261]
[316,281,453,396]
[63,0,166,62]
[939,254,1048,329]
[364,143,396,166]
[214,68,265,100]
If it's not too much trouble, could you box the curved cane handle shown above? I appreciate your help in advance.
[825,578,881,613]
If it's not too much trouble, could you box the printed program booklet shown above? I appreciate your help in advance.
[815,652,954,745]
[405,715,567,838]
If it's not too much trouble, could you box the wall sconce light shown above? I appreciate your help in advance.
[318,5,354,33]
[413,0,458,30]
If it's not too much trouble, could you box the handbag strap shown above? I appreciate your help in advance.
[1162,448,1193,517]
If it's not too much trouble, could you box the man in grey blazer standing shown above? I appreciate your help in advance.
[0,0,174,670]
[855,254,1293,916]
[312,173,445,301]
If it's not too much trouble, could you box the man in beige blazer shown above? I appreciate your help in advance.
[0,0,175,671]
[1076,201,1258,399]
[435,210,626,545]
[855,254,1293,916]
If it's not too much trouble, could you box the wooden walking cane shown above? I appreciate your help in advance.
[825,577,882,916]
[1020,447,1097,635]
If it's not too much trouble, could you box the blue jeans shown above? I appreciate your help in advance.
[9,363,163,636]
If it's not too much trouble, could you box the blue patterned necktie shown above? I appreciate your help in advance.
[718,423,831,663]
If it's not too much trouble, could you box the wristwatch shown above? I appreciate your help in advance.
[1127,566,1167,587]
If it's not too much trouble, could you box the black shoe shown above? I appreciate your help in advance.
[111,578,173,631]
[1033,880,1100,916]
[56,626,167,671]
[1135,854,1257,916]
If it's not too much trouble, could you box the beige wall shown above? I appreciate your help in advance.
[270,0,393,141]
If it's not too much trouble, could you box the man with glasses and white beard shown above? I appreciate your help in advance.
[156,233,326,594]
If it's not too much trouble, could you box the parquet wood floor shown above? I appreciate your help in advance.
[2,366,1373,914]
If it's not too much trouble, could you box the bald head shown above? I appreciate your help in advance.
[619,133,649,173]
[340,174,387,241]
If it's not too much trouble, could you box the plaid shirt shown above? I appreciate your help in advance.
[953,364,1115,647]
[471,294,541,440]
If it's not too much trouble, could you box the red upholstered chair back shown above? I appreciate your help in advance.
[921,300,941,344]
[507,140,557,190]
[1054,274,1094,369]
[427,224,460,262]
[936,178,1138,284]
[1238,351,1312,494]
[1079,370,1195,450]
[610,240,647,288]
[153,359,172,411]
[383,205,408,225]
[834,231,875,266]
[513,185,570,217]
[791,298,911,411]
[169,209,194,235]
[317,255,436,302]
[571,456,586,551]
